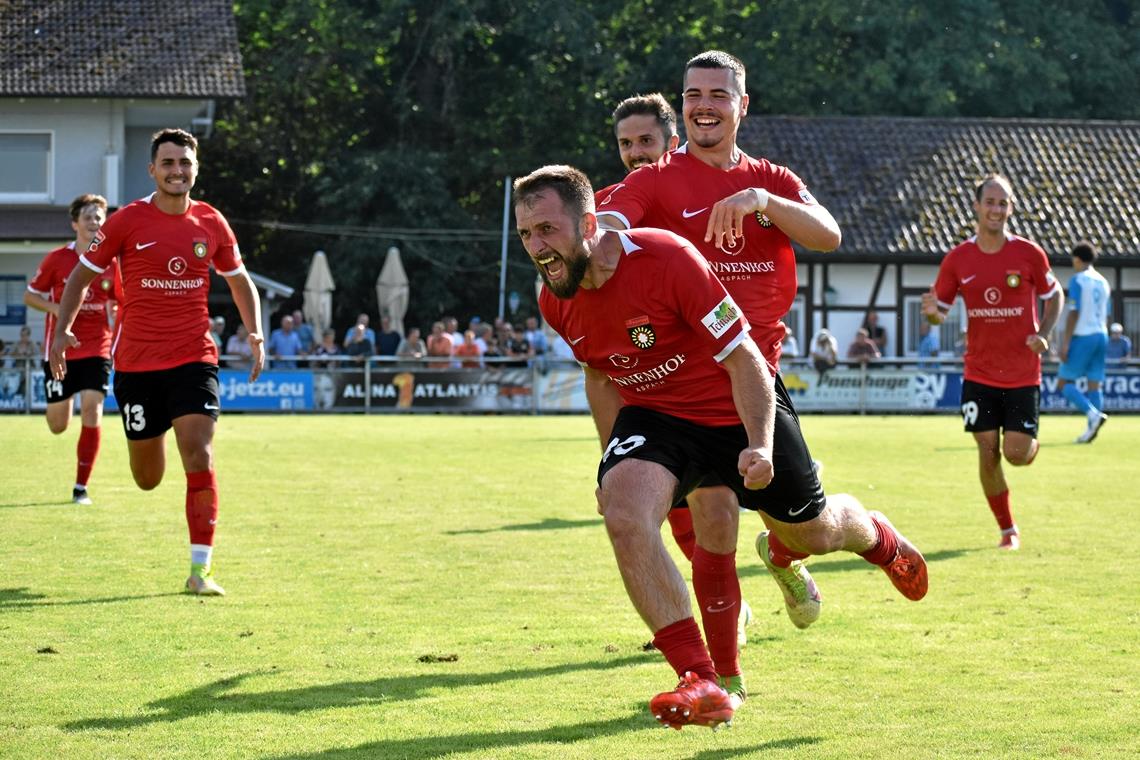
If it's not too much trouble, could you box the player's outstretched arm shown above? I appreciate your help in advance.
[49,265,98,380]
[23,290,59,317]
[224,270,265,381]
[721,337,775,490]
[706,189,841,253]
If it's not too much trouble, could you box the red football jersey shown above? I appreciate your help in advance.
[540,228,751,426]
[933,235,1061,388]
[27,242,117,361]
[595,144,814,370]
[79,194,243,372]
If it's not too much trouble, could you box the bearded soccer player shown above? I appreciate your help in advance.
[596,51,926,632]
[50,128,264,595]
[24,194,117,505]
[517,164,784,728]
[922,174,1063,551]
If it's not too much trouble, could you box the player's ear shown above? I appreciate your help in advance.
[667,134,680,151]
[582,211,598,238]
[740,93,749,117]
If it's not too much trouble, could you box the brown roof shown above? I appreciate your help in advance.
[0,0,244,97]
[739,116,1140,260]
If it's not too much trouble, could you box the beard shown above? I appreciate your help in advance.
[537,240,590,299]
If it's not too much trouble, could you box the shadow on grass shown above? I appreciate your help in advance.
[445,517,601,535]
[0,500,70,509]
[0,587,183,611]
[691,739,822,759]
[62,654,655,732]
[736,547,969,580]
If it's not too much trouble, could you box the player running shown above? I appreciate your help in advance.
[49,128,264,595]
[595,51,924,632]
[24,194,118,505]
[923,174,1063,550]
[1057,240,1111,443]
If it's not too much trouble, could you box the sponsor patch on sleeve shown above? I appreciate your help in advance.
[701,297,742,339]
[87,229,106,254]
[798,188,816,204]
[1045,270,1057,287]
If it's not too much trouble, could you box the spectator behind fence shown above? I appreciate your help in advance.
[505,324,532,367]
[7,325,40,366]
[524,316,549,356]
[444,316,464,348]
[426,321,454,368]
[313,329,342,368]
[376,316,401,356]
[864,312,888,355]
[292,309,315,353]
[811,329,838,375]
[781,327,800,360]
[344,323,375,362]
[454,330,483,368]
[268,314,304,368]
[396,327,426,363]
[344,313,376,349]
[225,324,254,370]
[847,328,881,365]
[209,316,225,350]
[1107,323,1131,363]
[917,322,940,369]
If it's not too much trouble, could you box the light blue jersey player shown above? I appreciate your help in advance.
[1058,241,1111,443]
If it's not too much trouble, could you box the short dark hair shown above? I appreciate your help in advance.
[974,173,1013,202]
[150,128,198,161]
[1071,240,1098,263]
[612,93,678,139]
[685,50,747,95]
[69,193,107,221]
[513,165,595,220]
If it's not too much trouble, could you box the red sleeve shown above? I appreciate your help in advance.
[211,212,243,275]
[664,237,749,361]
[594,165,656,228]
[1028,242,1060,297]
[27,250,59,295]
[80,213,125,273]
[770,164,811,204]
[932,249,960,310]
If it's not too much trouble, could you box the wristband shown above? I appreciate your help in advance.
[752,187,769,213]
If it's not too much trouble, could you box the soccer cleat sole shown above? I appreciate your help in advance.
[756,531,822,629]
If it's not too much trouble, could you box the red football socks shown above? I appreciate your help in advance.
[652,618,717,683]
[691,546,741,678]
[667,507,697,561]
[860,513,899,566]
[185,470,219,545]
[75,425,100,487]
[986,490,1015,531]
[765,531,810,568]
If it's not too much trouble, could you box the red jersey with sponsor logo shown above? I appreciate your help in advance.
[594,144,811,370]
[540,228,751,426]
[79,194,244,372]
[27,242,117,361]
[933,235,1060,388]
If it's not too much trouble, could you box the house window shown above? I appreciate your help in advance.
[0,132,52,201]
[0,275,28,325]
[782,295,806,359]
[904,295,965,355]
[1123,297,1140,349]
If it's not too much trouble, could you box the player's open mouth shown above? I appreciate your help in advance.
[537,255,564,279]
[693,116,720,129]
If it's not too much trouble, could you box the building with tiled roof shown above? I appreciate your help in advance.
[0,0,245,347]
[736,116,1140,357]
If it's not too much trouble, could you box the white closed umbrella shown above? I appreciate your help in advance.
[376,246,410,336]
[303,250,336,336]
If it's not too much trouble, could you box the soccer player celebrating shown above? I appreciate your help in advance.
[596,51,924,633]
[518,164,780,729]
[49,128,264,595]
[24,194,117,505]
[922,174,1064,551]
[1057,240,1111,443]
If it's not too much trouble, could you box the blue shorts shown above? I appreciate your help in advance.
[1059,333,1108,383]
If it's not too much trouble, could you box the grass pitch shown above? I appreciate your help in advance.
[1,413,1137,759]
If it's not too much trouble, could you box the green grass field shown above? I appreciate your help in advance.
[1,413,1137,759]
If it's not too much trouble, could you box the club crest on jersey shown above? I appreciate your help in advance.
[624,315,656,349]
[702,298,741,338]
[1006,271,1021,288]
[193,241,208,259]
[755,211,773,228]
[609,353,639,370]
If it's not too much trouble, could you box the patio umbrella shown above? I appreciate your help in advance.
[303,250,336,337]
[376,246,410,336]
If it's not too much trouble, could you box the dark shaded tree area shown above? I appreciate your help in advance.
[197,0,1140,333]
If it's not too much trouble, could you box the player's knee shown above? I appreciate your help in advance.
[133,471,163,490]
[46,420,68,435]
[1003,446,1033,467]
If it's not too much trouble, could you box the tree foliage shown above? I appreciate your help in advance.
[198,0,1140,333]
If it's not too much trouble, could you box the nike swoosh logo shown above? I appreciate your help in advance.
[569,336,586,346]
[204,403,220,410]
[682,207,708,219]
[787,500,813,517]
[1022,421,1034,429]
[961,274,977,284]
[136,242,157,250]
[705,602,738,614]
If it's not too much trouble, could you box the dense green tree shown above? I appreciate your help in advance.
[199,0,1140,334]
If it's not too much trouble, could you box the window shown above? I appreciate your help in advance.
[903,295,964,355]
[0,275,28,325]
[0,132,52,201]
[782,294,806,359]
[1124,297,1140,348]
